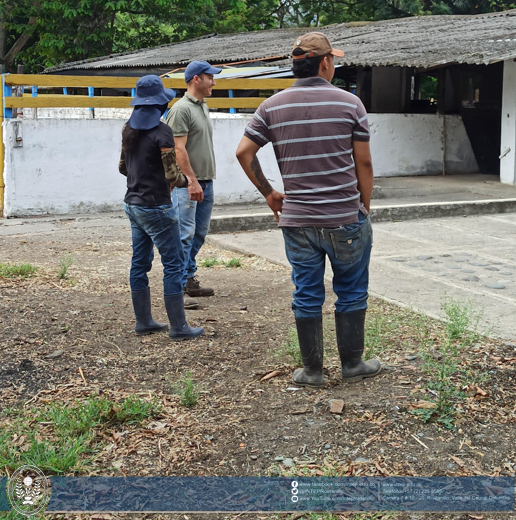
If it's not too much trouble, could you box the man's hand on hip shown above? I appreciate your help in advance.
[265,190,286,222]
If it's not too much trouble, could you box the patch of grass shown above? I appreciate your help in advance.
[172,372,199,407]
[113,395,162,424]
[201,257,219,268]
[223,257,242,268]
[274,326,303,367]
[363,308,431,360]
[0,262,37,279]
[0,394,162,475]
[43,397,112,437]
[57,254,74,279]
[1,434,90,474]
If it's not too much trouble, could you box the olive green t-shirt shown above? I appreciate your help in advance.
[165,93,216,181]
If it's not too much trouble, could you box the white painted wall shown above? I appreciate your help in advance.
[369,114,477,177]
[3,119,126,217]
[501,59,516,185]
[2,113,478,217]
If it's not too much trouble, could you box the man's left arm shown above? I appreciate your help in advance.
[236,136,285,222]
[352,140,374,213]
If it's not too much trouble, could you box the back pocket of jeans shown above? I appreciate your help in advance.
[329,228,362,263]
[283,228,315,263]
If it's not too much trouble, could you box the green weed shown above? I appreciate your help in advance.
[223,257,242,268]
[57,254,74,279]
[201,257,219,268]
[410,298,486,429]
[442,297,481,345]
[172,372,198,407]
[0,263,37,278]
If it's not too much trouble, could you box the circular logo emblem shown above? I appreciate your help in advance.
[6,465,51,516]
[296,39,302,45]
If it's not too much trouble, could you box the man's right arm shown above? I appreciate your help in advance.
[352,141,374,213]
[174,135,204,202]
[236,136,285,222]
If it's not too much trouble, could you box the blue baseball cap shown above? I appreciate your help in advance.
[184,61,222,83]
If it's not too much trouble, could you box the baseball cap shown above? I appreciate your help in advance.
[184,60,222,83]
[292,32,344,60]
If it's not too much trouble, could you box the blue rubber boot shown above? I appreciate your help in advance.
[164,293,204,341]
[131,288,168,335]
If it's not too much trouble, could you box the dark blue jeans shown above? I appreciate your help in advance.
[124,203,184,296]
[282,211,373,319]
[172,180,214,287]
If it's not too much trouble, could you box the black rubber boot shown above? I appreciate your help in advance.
[291,317,325,389]
[335,310,382,383]
[164,293,204,341]
[131,288,168,335]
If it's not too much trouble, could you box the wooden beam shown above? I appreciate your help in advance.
[5,96,266,109]
[3,74,295,91]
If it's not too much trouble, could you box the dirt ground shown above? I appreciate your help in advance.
[1,215,516,520]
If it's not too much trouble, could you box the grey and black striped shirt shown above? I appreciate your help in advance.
[244,76,370,228]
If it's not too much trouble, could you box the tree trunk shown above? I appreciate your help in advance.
[0,20,6,60]
[1,16,37,68]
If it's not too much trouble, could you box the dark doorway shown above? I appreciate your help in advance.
[449,63,503,175]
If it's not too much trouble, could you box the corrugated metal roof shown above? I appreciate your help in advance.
[44,9,516,73]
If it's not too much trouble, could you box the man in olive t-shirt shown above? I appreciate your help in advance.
[165,60,222,303]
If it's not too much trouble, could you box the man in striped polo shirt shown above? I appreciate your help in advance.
[236,32,382,389]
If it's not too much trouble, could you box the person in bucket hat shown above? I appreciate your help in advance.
[119,74,204,341]
[236,32,381,388]
[165,60,222,307]
[128,74,175,130]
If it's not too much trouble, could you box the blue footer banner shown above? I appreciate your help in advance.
[1,476,514,513]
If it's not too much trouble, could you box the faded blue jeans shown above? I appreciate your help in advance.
[124,203,184,296]
[172,180,214,287]
[281,211,373,319]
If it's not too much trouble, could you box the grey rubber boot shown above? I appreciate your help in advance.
[292,317,325,389]
[131,288,168,335]
[164,293,204,341]
[335,310,382,383]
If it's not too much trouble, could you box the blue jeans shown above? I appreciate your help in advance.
[282,211,373,319]
[124,203,184,296]
[172,180,214,287]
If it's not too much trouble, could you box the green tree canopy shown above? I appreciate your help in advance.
[1,0,515,73]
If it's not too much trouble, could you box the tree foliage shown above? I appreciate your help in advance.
[1,0,515,73]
